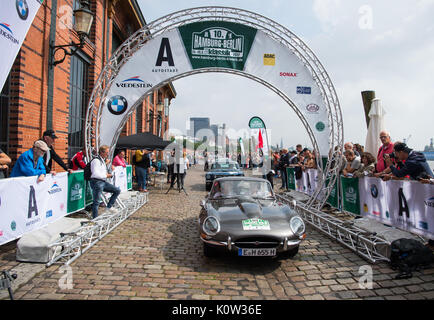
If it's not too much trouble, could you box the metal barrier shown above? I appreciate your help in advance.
[46,191,148,266]
[276,193,391,263]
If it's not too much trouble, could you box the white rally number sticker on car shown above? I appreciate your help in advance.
[242,219,270,231]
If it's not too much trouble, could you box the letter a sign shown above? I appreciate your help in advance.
[156,38,174,66]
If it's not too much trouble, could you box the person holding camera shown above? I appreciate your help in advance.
[381,142,433,181]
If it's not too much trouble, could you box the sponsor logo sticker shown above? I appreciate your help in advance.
[107,95,128,115]
[424,197,434,208]
[370,184,378,198]
[280,72,297,77]
[306,104,319,113]
[315,121,325,132]
[48,182,62,195]
[10,221,16,231]
[16,0,29,20]
[0,23,19,44]
[297,86,311,94]
[46,210,53,218]
[263,53,275,66]
[116,76,153,89]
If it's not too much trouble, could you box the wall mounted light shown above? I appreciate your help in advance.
[49,1,94,67]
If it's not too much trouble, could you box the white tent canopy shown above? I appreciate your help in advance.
[365,98,386,156]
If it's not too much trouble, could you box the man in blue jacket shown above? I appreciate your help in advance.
[384,142,433,181]
[10,140,49,183]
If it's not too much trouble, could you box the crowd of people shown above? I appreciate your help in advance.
[268,130,434,189]
[0,129,179,219]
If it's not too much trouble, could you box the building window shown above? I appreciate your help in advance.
[0,74,10,153]
[68,54,89,160]
[149,110,154,134]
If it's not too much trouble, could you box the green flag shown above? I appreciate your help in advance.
[341,176,360,215]
[67,171,86,213]
[286,167,296,190]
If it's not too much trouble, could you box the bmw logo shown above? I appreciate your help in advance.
[315,121,325,132]
[16,0,29,20]
[370,184,378,198]
[107,95,128,115]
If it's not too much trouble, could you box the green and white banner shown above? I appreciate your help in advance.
[0,0,43,90]
[286,167,296,190]
[341,176,360,215]
[99,21,330,155]
[67,171,86,214]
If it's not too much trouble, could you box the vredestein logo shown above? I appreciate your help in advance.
[192,27,244,58]
[16,0,29,20]
[116,76,153,89]
[48,182,62,195]
[107,95,128,115]
[425,197,434,208]
[0,23,19,45]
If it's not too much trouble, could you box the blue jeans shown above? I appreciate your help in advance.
[89,179,121,219]
[135,166,148,189]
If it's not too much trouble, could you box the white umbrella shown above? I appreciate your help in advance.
[365,98,386,156]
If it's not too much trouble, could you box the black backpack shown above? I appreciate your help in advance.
[390,238,434,279]
[83,158,103,181]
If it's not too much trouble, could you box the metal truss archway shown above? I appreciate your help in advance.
[85,6,344,210]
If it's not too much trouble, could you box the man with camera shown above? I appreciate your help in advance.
[381,142,433,181]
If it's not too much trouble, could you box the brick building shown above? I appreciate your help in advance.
[0,0,175,175]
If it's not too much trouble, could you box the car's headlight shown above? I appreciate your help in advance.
[203,216,220,236]
[290,216,305,235]
[205,174,211,179]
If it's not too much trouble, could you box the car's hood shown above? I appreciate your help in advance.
[207,170,242,175]
[208,197,294,224]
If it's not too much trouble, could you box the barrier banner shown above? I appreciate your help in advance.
[113,166,128,192]
[85,181,93,207]
[126,165,132,190]
[0,0,43,90]
[0,172,68,245]
[359,177,389,222]
[326,177,339,208]
[341,176,360,215]
[286,167,295,190]
[67,171,85,214]
[384,180,434,238]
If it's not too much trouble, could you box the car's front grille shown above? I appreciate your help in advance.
[234,236,280,249]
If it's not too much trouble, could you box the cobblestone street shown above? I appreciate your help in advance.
[1,166,433,300]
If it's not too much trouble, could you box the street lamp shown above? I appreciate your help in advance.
[49,1,94,67]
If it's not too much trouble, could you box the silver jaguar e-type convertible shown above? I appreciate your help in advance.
[198,177,306,258]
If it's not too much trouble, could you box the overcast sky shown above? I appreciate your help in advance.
[137,0,434,151]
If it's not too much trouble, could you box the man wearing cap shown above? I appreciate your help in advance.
[40,129,72,174]
[383,142,433,181]
[10,140,49,183]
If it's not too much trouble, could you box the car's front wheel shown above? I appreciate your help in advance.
[281,246,299,259]
[203,243,217,257]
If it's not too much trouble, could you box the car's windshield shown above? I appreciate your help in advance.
[210,180,273,199]
[211,162,239,171]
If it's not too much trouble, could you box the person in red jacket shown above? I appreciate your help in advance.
[70,147,87,171]
[374,130,395,176]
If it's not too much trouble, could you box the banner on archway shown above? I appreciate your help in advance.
[99,21,331,156]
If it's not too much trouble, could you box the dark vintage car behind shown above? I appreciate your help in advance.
[205,159,244,191]
[199,177,306,258]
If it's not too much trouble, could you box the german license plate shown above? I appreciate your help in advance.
[238,248,276,256]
